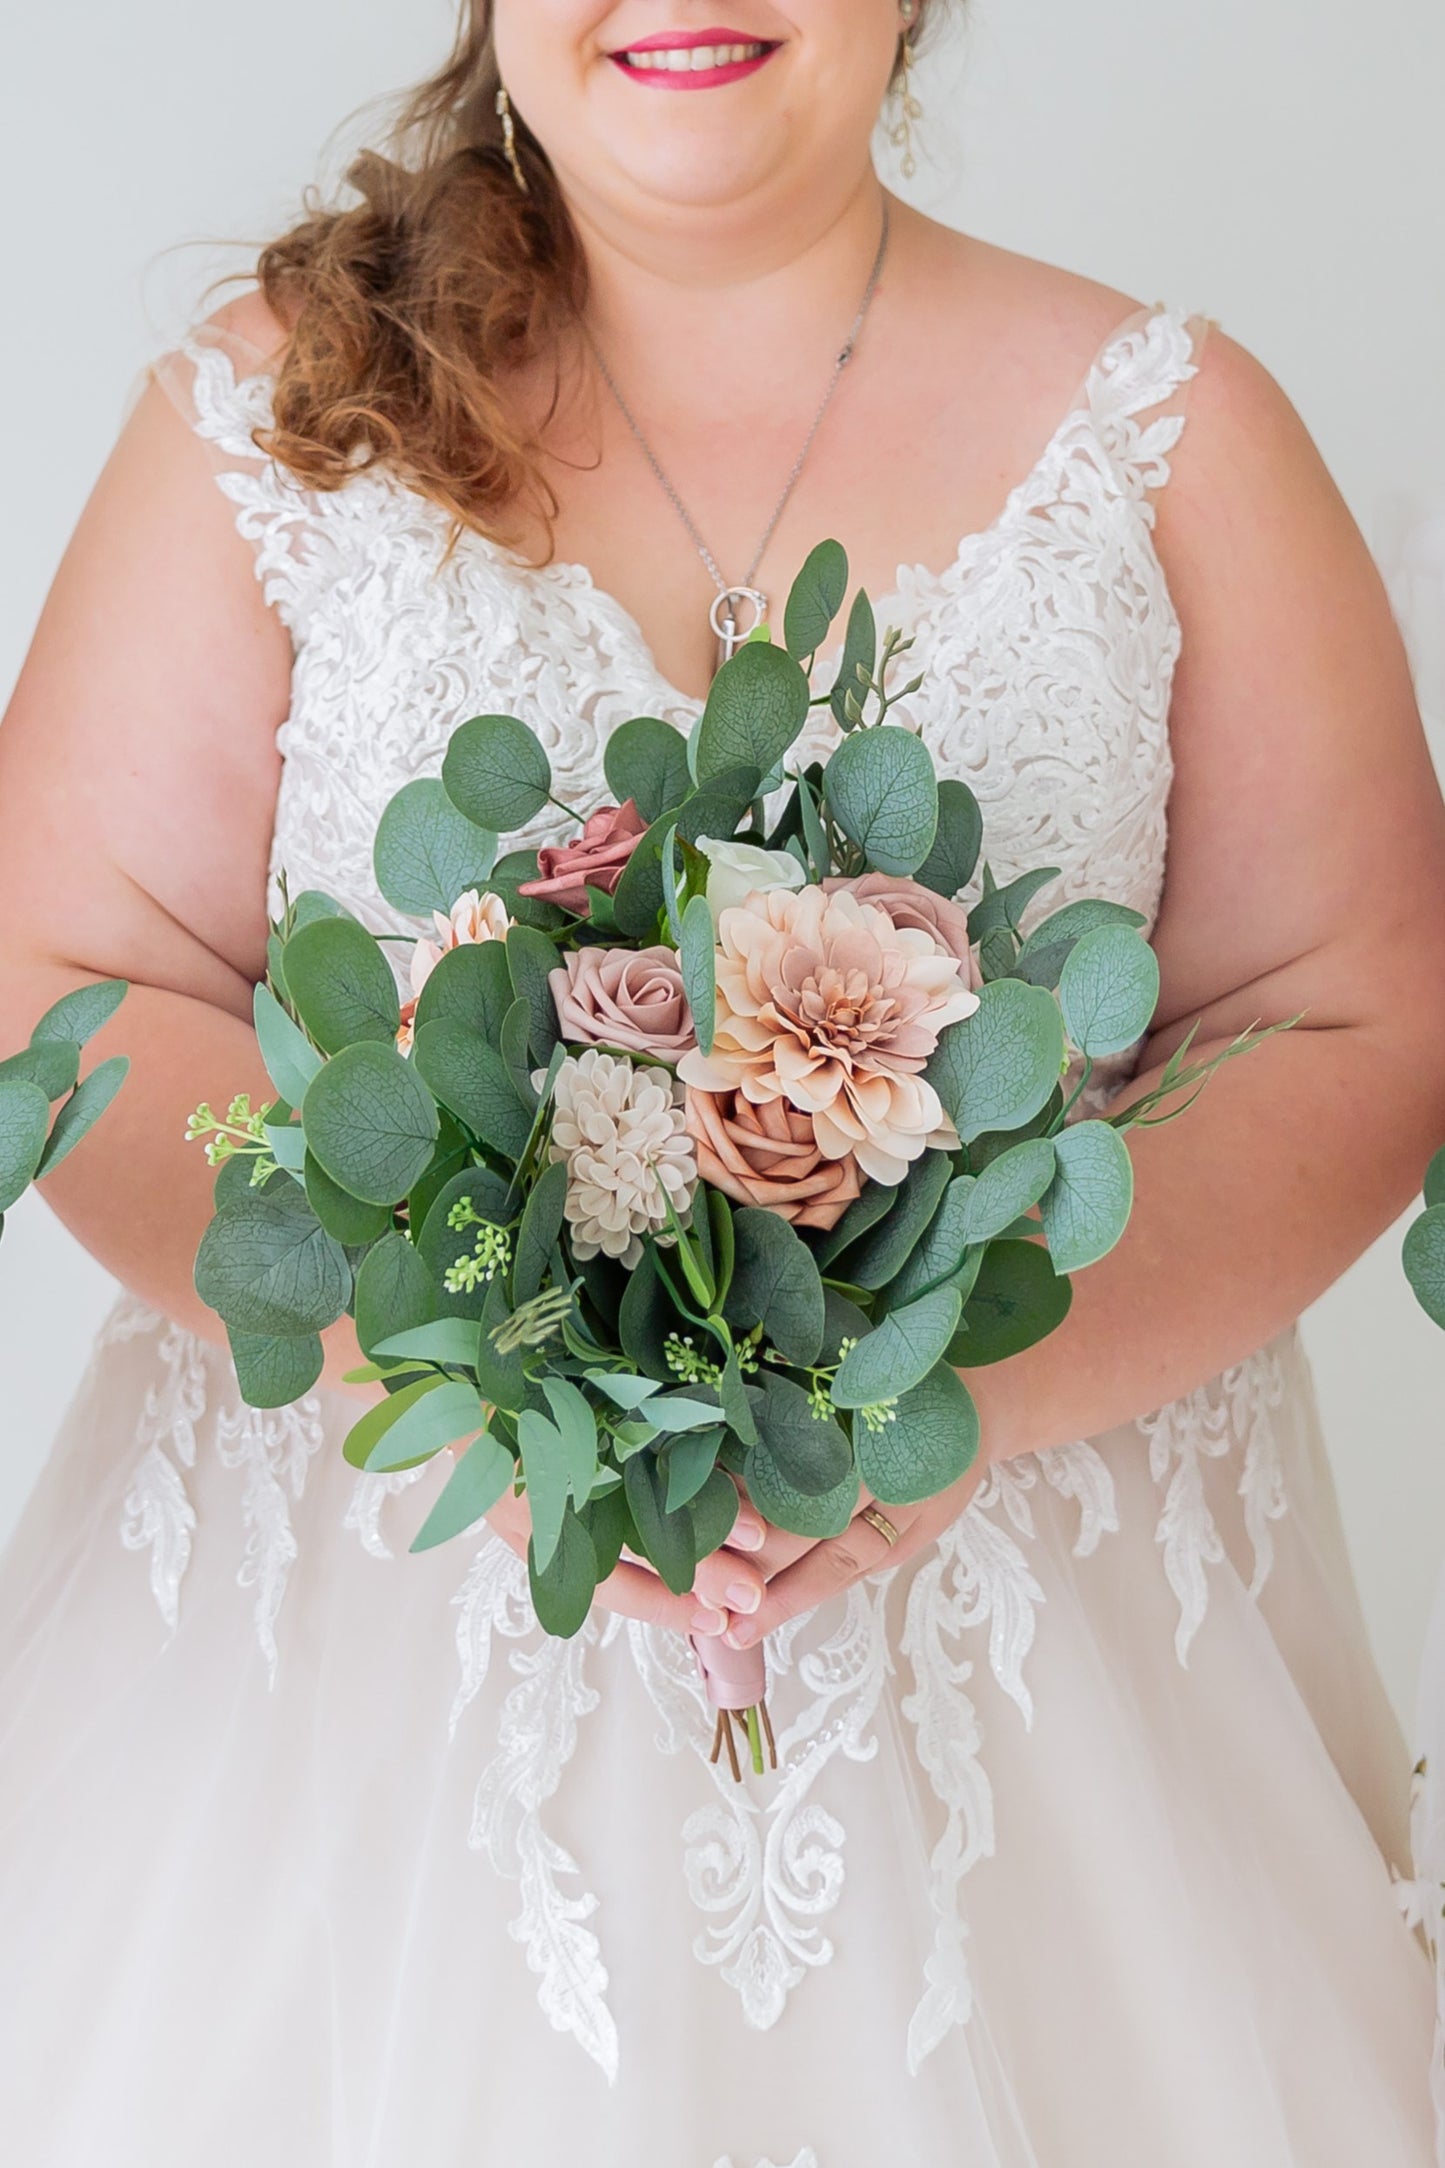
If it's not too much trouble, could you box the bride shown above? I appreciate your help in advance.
[2,4,1443,2162]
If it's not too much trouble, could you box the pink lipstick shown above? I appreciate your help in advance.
[608,27,780,91]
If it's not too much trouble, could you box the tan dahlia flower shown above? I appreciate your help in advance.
[548,1049,697,1269]
[677,885,979,1188]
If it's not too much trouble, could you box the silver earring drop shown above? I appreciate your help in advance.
[496,85,529,194]
[892,2,923,180]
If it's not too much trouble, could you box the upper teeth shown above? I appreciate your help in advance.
[623,43,767,71]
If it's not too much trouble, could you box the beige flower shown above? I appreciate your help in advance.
[397,888,512,1053]
[677,885,979,1188]
[823,873,979,987]
[549,1048,697,1268]
[550,946,695,1060]
[685,1087,863,1230]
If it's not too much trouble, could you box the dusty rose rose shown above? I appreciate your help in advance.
[397,888,512,1052]
[517,800,648,916]
[550,946,696,1060]
[685,1087,863,1230]
[677,885,979,1188]
[823,873,979,988]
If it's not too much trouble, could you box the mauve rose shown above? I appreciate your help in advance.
[685,1087,863,1231]
[550,946,696,1059]
[823,872,979,988]
[518,800,648,916]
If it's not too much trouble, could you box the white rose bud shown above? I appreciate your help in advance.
[696,837,808,924]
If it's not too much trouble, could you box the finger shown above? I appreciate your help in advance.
[694,1544,765,1621]
[726,1507,925,1646]
[593,1558,705,1636]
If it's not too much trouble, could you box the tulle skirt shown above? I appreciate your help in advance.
[0,1296,1436,2167]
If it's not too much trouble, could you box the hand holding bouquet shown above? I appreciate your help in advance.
[190,542,1279,1777]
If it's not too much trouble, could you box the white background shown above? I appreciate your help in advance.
[2,0,1443,1725]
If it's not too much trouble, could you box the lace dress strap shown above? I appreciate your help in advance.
[1080,300,1217,520]
[148,326,320,644]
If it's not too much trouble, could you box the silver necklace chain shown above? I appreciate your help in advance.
[586,200,892,671]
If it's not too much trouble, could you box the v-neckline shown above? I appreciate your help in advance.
[463,377,1108,715]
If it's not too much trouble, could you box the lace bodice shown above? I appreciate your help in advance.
[113,300,1321,2107]
[180,301,1207,970]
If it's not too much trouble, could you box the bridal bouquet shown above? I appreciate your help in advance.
[189,542,1271,1776]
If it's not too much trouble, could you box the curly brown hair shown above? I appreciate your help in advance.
[255,4,943,546]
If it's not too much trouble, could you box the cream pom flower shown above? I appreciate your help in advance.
[397,889,512,1052]
[548,1049,697,1269]
[677,885,979,1188]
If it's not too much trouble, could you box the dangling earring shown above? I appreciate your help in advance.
[496,85,530,194]
[891,1,923,180]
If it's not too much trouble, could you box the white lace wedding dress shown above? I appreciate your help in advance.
[1,303,1438,2167]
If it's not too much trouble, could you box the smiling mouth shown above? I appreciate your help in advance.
[609,33,780,86]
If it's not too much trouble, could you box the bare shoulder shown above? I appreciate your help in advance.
[904,215,1147,376]
[197,286,295,368]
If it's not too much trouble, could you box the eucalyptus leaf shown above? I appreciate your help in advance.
[373,777,497,917]
[688,1466,741,1560]
[254,984,322,1111]
[1018,897,1146,970]
[411,1021,533,1161]
[414,938,515,1043]
[529,1505,600,1638]
[506,925,563,1065]
[664,1428,724,1512]
[830,1285,963,1409]
[957,1138,1058,1245]
[723,1207,825,1367]
[474,1275,534,1411]
[194,1180,352,1336]
[603,716,692,822]
[743,1442,859,1539]
[824,724,939,876]
[500,999,537,1111]
[926,978,1066,1144]
[417,1167,513,1321]
[912,779,984,900]
[610,770,760,939]
[30,978,127,1049]
[342,1375,443,1470]
[855,1360,980,1505]
[694,640,811,785]
[354,1231,436,1359]
[880,1179,982,1310]
[1425,1149,1445,1211]
[832,1153,951,1292]
[283,917,401,1053]
[373,1317,482,1366]
[303,1151,392,1245]
[679,894,717,1058]
[1038,1119,1134,1271]
[364,1378,486,1473]
[0,1041,80,1102]
[226,1327,325,1410]
[809,1179,893,1269]
[513,1157,569,1305]
[954,1238,1072,1366]
[34,1057,130,1181]
[719,1348,759,1447]
[623,1453,698,1595]
[784,538,848,660]
[263,1121,308,1174]
[618,1249,678,1380]
[442,713,553,832]
[303,1041,440,1206]
[828,589,877,732]
[1405,1205,1445,1328]
[749,1372,852,1495]
[1058,925,1160,1058]
[966,866,1060,942]
[411,1428,515,1552]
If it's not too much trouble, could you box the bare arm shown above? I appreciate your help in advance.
[0,335,304,1350]
[739,331,1445,1641]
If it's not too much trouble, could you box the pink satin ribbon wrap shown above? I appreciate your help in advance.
[689,1631,767,1711]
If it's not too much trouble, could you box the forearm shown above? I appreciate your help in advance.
[967,1017,1445,1464]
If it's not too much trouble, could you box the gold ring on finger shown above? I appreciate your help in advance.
[859,1505,900,1547]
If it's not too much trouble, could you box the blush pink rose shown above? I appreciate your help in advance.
[550,946,696,1060]
[685,1087,864,1231]
[518,800,648,917]
[822,873,979,989]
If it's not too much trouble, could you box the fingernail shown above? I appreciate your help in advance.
[691,1604,727,1635]
[725,1580,761,1614]
[730,1517,765,1552]
[725,1621,759,1649]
